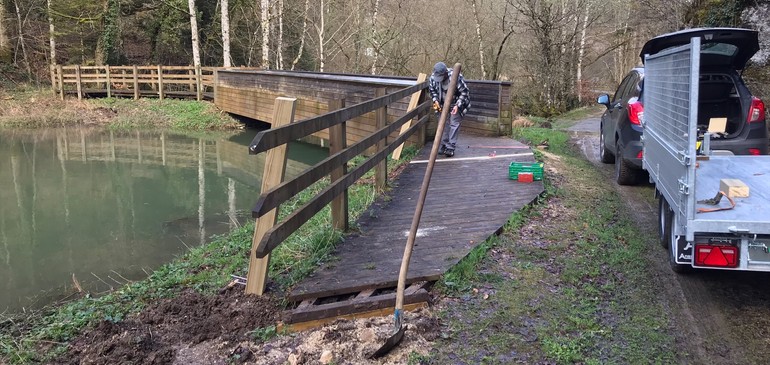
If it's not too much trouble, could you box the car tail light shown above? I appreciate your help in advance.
[637,150,643,159]
[694,244,738,268]
[749,148,761,155]
[628,101,644,125]
[748,97,765,124]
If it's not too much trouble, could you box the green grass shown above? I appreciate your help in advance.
[429,127,676,364]
[0,145,421,364]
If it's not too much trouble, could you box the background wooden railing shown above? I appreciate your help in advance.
[50,65,257,101]
[245,77,430,294]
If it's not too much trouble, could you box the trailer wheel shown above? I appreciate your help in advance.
[614,142,639,185]
[658,196,672,249]
[599,127,614,163]
[668,211,691,273]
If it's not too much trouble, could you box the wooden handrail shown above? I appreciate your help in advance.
[51,65,257,101]
[247,81,428,154]
[252,100,430,218]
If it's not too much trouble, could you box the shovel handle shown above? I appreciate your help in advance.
[395,63,462,311]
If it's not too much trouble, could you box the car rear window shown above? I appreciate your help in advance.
[701,42,738,57]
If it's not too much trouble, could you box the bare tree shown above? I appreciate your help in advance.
[261,0,270,68]
[290,0,309,70]
[188,0,201,67]
[370,0,380,74]
[0,0,9,62]
[471,0,487,79]
[221,0,231,67]
[47,0,56,65]
[276,0,284,69]
[13,0,31,75]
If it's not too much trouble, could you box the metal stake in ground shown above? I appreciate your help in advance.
[369,63,463,359]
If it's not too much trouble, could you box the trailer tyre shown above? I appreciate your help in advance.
[599,127,615,164]
[614,142,639,185]
[668,211,692,273]
[658,196,672,249]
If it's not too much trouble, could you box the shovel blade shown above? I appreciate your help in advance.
[368,325,406,359]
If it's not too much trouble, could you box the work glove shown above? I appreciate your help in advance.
[433,101,442,112]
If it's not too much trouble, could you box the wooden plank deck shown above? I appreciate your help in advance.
[288,134,544,303]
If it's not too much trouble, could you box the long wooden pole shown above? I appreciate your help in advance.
[394,63,461,316]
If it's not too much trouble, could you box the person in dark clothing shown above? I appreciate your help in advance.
[429,61,471,157]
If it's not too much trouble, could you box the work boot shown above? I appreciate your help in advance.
[444,149,454,157]
[438,145,446,155]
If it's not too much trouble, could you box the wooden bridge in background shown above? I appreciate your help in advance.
[52,64,541,326]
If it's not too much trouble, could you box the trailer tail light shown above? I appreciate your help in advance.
[749,148,761,156]
[637,151,643,159]
[694,244,738,268]
[628,101,644,125]
[748,97,765,124]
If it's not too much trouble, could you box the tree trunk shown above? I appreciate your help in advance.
[260,0,270,69]
[188,0,201,67]
[47,0,55,65]
[221,0,231,67]
[13,0,31,76]
[290,0,309,70]
[316,0,325,72]
[576,2,589,103]
[471,0,487,79]
[370,0,380,75]
[0,0,10,62]
[277,0,284,69]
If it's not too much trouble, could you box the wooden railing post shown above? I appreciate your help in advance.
[50,64,56,94]
[375,87,388,192]
[392,73,427,160]
[213,69,219,102]
[246,97,297,295]
[133,65,139,100]
[196,65,203,101]
[106,66,112,98]
[75,65,82,100]
[157,65,165,100]
[56,65,64,100]
[328,98,349,231]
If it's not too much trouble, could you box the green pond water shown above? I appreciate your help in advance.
[0,128,326,311]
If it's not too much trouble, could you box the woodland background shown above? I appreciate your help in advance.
[0,0,769,116]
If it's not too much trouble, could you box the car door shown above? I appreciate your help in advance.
[604,73,637,153]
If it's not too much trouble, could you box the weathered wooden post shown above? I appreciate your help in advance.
[329,98,348,231]
[157,65,165,100]
[57,65,64,100]
[75,65,82,100]
[375,87,388,192]
[246,97,297,295]
[106,66,112,98]
[196,65,203,101]
[132,66,139,100]
[392,73,427,160]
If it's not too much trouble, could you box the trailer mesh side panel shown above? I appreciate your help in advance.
[643,38,700,241]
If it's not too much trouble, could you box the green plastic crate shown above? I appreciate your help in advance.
[509,162,544,180]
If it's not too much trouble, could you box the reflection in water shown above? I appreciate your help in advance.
[0,128,326,311]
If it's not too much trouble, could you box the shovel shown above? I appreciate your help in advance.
[369,63,462,359]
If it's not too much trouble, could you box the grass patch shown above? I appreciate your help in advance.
[0,91,240,132]
[430,127,676,364]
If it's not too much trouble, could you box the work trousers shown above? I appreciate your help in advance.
[441,112,463,150]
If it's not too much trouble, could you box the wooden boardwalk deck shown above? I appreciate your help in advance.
[285,134,544,322]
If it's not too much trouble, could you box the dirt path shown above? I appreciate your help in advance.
[569,117,770,364]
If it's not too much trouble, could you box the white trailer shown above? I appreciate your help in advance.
[643,36,770,272]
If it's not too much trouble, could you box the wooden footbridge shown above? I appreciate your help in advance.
[52,64,543,326]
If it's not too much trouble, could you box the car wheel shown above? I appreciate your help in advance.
[614,141,639,186]
[668,209,691,273]
[599,126,615,164]
[658,195,672,249]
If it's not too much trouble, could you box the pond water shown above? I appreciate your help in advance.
[0,128,326,311]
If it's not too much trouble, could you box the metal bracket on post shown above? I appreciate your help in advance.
[678,178,690,195]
